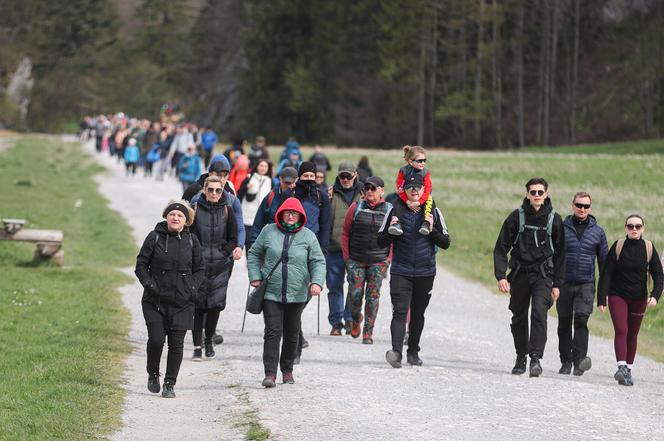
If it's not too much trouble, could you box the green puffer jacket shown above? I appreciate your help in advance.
[247,199,326,304]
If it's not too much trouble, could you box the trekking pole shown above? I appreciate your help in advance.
[317,294,320,336]
[241,284,250,333]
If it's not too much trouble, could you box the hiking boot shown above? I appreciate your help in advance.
[204,340,215,359]
[192,347,202,361]
[362,337,373,345]
[262,374,276,388]
[293,355,301,365]
[388,222,403,236]
[511,355,527,375]
[558,361,572,375]
[529,357,542,377]
[282,372,295,384]
[147,373,160,393]
[615,365,629,386]
[406,352,423,366]
[212,332,224,345]
[419,220,431,235]
[350,315,363,338]
[300,337,309,349]
[161,381,175,398]
[385,350,402,368]
[330,324,343,336]
[574,356,592,376]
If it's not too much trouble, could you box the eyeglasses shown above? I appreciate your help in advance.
[339,173,354,180]
[205,187,223,194]
[574,203,591,209]
[412,158,427,164]
[529,190,545,196]
[283,210,299,218]
[626,224,643,230]
[364,185,377,192]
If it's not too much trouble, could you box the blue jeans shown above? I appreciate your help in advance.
[326,251,352,326]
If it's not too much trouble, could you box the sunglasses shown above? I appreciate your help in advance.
[529,190,545,196]
[364,185,377,192]
[626,224,643,230]
[205,187,223,194]
[574,203,591,209]
[412,158,427,164]
[339,173,354,180]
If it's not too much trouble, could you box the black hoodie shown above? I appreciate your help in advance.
[493,197,566,287]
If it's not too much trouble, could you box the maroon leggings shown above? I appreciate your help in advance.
[608,296,647,364]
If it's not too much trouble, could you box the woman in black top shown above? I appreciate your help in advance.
[598,214,663,386]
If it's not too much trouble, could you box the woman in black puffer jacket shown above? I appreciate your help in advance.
[189,175,238,360]
[135,200,204,398]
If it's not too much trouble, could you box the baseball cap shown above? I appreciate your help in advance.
[279,166,298,183]
[403,174,424,189]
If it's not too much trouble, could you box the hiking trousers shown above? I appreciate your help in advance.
[346,259,388,339]
[556,282,594,363]
[263,300,305,375]
[389,274,434,356]
[509,269,553,359]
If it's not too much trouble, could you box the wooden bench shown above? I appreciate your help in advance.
[0,218,64,266]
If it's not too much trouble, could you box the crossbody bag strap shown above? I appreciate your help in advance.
[263,233,294,281]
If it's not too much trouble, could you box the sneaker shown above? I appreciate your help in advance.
[147,373,160,393]
[204,340,216,359]
[529,357,542,377]
[418,220,431,235]
[293,355,301,365]
[558,361,572,375]
[406,352,423,366]
[344,322,352,335]
[350,315,363,338]
[212,332,224,345]
[511,355,527,375]
[161,382,175,398]
[362,337,373,345]
[388,222,403,236]
[330,324,343,336]
[385,350,402,368]
[615,365,629,386]
[625,368,634,386]
[192,348,202,361]
[282,372,295,384]
[301,337,309,349]
[262,374,276,388]
[574,356,592,376]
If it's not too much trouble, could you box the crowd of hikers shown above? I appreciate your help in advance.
[82,113,664,397]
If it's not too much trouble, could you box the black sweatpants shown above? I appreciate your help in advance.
[389,274,434,355]
[556,282,594,363]
[192,308,221,346]
[509,269,553,359]
[263,300,305,375]
[144,314,187,384]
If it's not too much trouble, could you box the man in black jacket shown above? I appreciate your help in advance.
[494,177,565,377]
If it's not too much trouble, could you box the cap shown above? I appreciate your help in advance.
[209,159,230,173]
[279,166,298,183]
[338,161,356,173]
[403,174,424,190]
[365,176,385,188]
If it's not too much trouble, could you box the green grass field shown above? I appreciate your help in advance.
[283,141,664,361]
[0,137,136,440]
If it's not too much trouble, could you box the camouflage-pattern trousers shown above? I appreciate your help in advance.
[345,258,389,339]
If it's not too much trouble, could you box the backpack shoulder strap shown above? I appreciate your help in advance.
[353,200,363,221]
[646,240,653,263]
[513,207,525,245]
[615,239,626,260]
[546,210,555,252]
[267,190,275,209]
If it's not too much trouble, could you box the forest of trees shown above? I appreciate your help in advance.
[1,0,664,148]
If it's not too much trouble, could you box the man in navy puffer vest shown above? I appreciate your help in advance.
[557,191,608,376]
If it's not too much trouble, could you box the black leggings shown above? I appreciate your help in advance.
[192,308,221,346]
[145,321,186,384]
[389,274,434,355]
[263,300,305,375]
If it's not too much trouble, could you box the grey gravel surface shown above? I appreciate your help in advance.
[89,141,664,441]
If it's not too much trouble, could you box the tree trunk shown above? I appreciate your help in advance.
[428,7,438,146]
[515,0,526,147]
[474,0,485,146]
[417,12,427,146]
[536,0,549,145]
[570,0,580,144]
[544,0,559,146]
[491,0,502,148]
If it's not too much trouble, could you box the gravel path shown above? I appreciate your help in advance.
[90,141,664,441]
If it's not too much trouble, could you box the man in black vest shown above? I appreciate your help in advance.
[494,177,566,377]
[340,176,391,344]
[377,174,451,368]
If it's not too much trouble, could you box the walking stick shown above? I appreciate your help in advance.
[241,284,251,333]
[317,294,320,336]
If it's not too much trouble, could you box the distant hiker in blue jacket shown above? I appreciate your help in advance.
[200,126,218,168]
[557,191,608,377]
[177,144,202,192]
[124,137,140,176]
